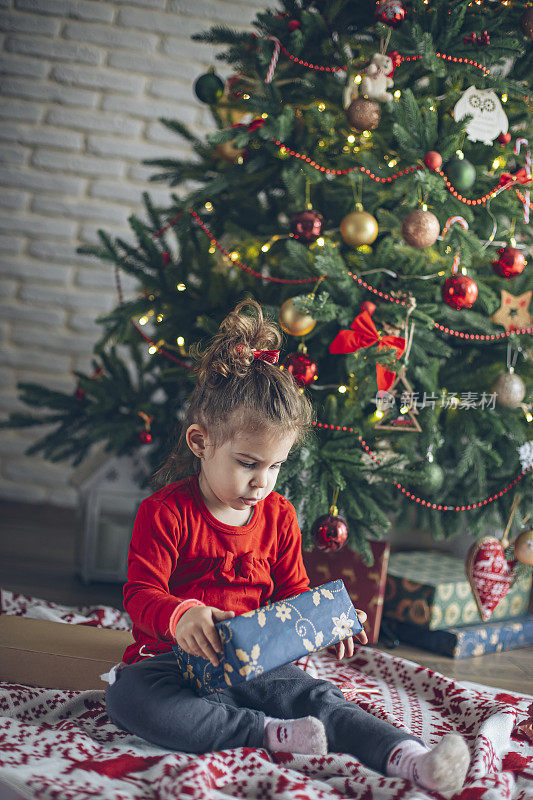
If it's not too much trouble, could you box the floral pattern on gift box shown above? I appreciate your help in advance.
[173,580,362,695]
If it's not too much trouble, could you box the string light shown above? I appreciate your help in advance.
[177,336,185,346]
[156,313,164,322]
[148,345,157,355]
[316,237,325,246]
[318,102,326,111]
[261,243,270,252]
[176,283,186,291]
[242,93,250,100]
[204,202,213,211]
[230,251,240,261]
[139,316,148,326]
[394,90,401,99]
[209,245,216,254]
[502,94,508,103]
[347,134,356,144]
[388,158,398,167]
[338,385,347,393]
[362,131,372,139]
[492,158,502,169]
[456,150,464,159]
[375,410,384,419]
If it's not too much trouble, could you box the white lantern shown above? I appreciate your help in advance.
[71,452,151,584]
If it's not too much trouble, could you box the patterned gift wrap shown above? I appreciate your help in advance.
[172,580,362,695]
[388,614,533,658]
[302,541,390,644]
[384,550,532,630]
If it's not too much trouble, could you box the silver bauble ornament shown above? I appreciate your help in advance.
[491,371,526,408]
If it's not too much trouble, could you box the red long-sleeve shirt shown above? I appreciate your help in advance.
[122,475,310,663]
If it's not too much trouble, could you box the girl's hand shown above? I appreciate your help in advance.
[174,606,235,667]
[335,609,368,660]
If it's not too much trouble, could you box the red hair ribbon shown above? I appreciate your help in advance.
[329,310,405,392]
[253,349,280,364]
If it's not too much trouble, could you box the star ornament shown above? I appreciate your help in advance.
[490,289,532,332]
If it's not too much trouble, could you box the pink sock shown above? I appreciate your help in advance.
[262,716,328,755]
[386,735,470,796]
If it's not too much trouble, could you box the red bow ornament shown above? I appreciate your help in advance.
[329,310,405,392]
[499,168,532,189]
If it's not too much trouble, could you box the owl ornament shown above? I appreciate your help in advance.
[343,53,394,107]
[453,86,508,146]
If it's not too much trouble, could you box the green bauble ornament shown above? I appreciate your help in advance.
[444,157,476,192]
[194,71,224,104]
[423,462,444,494]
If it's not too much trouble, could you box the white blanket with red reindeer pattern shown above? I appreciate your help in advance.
[0,589,531,800]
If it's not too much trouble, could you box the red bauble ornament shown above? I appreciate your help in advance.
[360,300,376,315]
[288,19,301,32]
[75,388,85,402]
[466,537,515,621]
[492,246,526,279]
[375,0,405,27]
[282,351,318,388]
[290,209,324,243]
[311,511,348,551]
[442,274,478,309]
[498,132,512,146]
[424,151,442,170]
[139,431,152,444]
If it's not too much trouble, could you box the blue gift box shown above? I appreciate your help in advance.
[172,579,362,695]
[388,614,533,658]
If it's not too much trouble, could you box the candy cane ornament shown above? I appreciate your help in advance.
[265,37,281,83]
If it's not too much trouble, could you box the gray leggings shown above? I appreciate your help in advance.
[105,652,420,774]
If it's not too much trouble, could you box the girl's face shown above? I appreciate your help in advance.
[187,425,296,525]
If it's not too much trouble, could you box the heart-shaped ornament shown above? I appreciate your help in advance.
[466,537,516,622]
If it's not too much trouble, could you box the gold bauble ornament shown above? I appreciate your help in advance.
[345,98,381,131]
[401,209,440,249]
[214,140,245,164]
[340,207,378,246]
[491,371,526,408]
[514,529,533,565]
[279,297,317,336]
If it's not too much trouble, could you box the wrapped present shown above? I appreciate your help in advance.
[172,580,362,695]
[388,614,533,659]
[303,541,390,644]
[384,550,532,630]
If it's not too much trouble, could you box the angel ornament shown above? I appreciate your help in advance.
[343,53,394,107]
[453,85,508,145]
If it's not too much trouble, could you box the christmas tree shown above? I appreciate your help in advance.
[4,0,532,559]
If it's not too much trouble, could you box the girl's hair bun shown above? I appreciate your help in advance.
[197,298,281,383]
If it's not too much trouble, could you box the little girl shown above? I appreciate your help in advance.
[106,299,470,795]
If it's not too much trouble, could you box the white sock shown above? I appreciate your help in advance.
[263,716,328,755]
[386,734,470,795]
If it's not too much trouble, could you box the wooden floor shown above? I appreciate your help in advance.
[1,499,531,695]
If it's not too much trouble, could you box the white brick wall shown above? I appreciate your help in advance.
[0,0,274,506]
